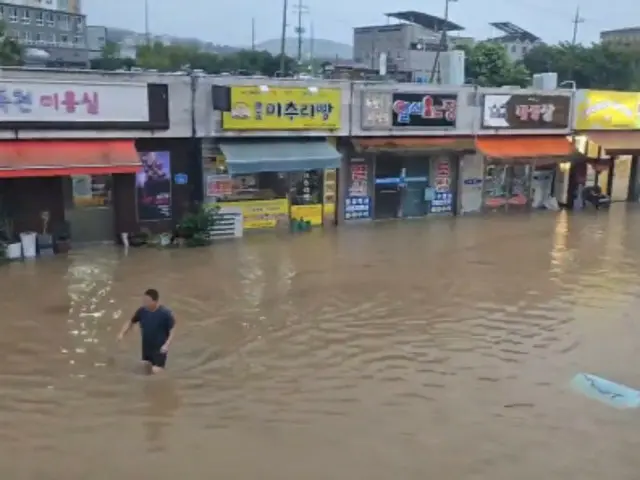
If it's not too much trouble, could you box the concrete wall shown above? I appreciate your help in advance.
[197,77,352,138]
[0,68,193,139]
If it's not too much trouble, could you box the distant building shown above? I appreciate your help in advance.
[2,0,81,14]
[0,0,88,67]
[600,27,640,48]
[86,24,106,60]
[353,10,465,83]
[486,22,542,62]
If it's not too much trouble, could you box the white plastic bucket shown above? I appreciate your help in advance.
[5,242,22,259]
[20,231,37,258]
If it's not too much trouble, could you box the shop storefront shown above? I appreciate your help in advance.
[344,90,472,221]
[0,78,193,247]
[570,90,640,205]
[207,84,342,234]
[476,91,574,212]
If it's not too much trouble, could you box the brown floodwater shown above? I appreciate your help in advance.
[3,205,640,479]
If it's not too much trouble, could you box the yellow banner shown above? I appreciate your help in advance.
[575,90,640,130]
[290,204,323,226]
[223,86,341,130]
[217,199,289,229]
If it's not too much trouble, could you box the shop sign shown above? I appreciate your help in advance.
[222,86,341,130]
[482,93,570,129]
[0,80,150,123]
[360,91,393,129]
[431,158,453,213]
[575,90,640,130]
[136,151,172,221]
[391,93,457,128]
[205,174,233,197]
[216,199,289,229]
[345,197,371,220]
[348,160,369,196]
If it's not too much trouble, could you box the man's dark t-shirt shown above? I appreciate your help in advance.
[132,306,175,356]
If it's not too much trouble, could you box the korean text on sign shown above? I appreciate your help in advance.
[515,104,555,122]
[254,101,333,121]
[0,85,100,115]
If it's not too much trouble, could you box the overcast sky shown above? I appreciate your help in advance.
[84,0,638,47]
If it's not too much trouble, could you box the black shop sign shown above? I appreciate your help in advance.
[391,93,457,128]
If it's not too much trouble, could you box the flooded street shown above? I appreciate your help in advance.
[4,205,640,479]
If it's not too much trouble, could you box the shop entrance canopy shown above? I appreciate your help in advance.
[581,131,640,155]
[219,139,341,175]
[475,136,575,164]
[0,140,141,177]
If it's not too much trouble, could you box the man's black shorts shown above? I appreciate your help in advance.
[142,350,167,368]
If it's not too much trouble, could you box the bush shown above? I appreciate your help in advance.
[176,205,219,247]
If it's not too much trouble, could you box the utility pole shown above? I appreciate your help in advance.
[144,0,150,45]
[429,0,457,84]
[279,0,288,75]
[571,6,584,45]
[251,17,256,50]
[293,0,309,64]
[309,22,315,75]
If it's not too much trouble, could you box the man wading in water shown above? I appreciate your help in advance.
[118,289,176,374]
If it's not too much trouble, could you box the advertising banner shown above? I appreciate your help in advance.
[575,90,640,129]
[136,151,172,221]
[0,80,150,123]
[482,93,571,129]
[222,86,341,130]
[216,199,289,229]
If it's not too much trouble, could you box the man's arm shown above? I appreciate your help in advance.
[117,308,141,341]
[160,312,176,352]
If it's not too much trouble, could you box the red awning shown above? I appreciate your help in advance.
[0,140,141,178]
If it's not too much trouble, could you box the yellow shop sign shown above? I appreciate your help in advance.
[575,90,640,130]
[290,204,323,226]
[222,86,341,130]
[216,199,289,229]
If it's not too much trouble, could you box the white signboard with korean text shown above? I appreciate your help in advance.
[0,81,150,123]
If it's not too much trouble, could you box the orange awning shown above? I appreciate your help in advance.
[353,137,475,152]
[476,136,575,160]
[584,131,640,154]
[0,140,141,178]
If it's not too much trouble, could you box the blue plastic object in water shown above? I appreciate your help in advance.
[571,373,640,408]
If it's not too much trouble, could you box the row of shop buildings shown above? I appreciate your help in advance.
[1,69,639,242]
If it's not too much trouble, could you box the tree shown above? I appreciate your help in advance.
[461,42,530,87]
[522,42,640,90]
[90,41,135,71]
[0,21,23,66]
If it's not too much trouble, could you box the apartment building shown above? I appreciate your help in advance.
[0,1,88,67]
[601,27,640,49]
[1,0,81,14]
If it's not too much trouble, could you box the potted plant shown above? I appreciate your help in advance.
[176,205,218,247]
[1,219,22,260]
[37,211,54,255]
[53,221,71,254]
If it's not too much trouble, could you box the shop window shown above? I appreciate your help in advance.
[63,175,112,208]
[290,170,323,205]
[483,164,531,209]
[221,173,289,202]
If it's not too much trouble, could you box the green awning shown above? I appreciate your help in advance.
[219,140,341,174]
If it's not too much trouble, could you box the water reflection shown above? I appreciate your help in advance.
[3,205,640,478]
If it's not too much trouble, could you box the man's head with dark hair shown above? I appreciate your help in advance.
[143,288,160,309]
